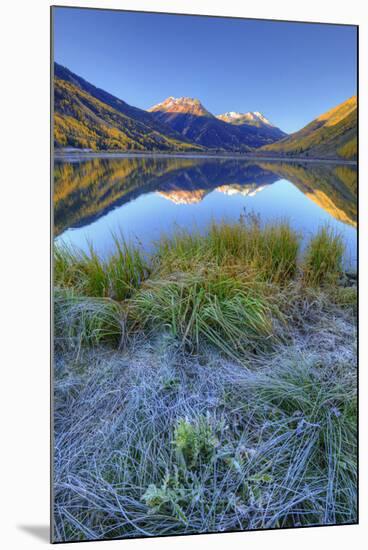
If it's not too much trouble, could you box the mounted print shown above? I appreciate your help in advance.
[51,6,358,543]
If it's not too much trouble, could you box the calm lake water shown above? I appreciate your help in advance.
[54,154,357,268]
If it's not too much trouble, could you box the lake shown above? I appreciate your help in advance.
[54,154,357,268]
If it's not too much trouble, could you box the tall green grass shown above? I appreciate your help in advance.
[303,226,344,285]
[208,219,300,281]
[54,235,149,301]
[156,218,300,283]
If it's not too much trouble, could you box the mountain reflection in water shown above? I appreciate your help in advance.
[54,155,357,265]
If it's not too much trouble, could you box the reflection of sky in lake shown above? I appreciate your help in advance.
[57,177,357,269]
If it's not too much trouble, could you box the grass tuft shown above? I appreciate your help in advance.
[54,234,149,301]
[54,288,126,352]
[129,269,279,358]
[155,217,300,283]
[303,226,344,285]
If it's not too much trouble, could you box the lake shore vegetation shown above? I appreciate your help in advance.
[53,218,357,541]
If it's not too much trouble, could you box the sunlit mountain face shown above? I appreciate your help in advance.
[216,184,269,198]
[54,156,357,236]
[262,96,357,160]
[149,97,213,118]
[147,96,287,149]
[217,111,274,126]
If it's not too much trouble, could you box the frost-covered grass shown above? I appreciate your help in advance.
[53,219,356,541]
[53,300,357,541]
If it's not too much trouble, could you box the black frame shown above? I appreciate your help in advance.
[50,5,359,544]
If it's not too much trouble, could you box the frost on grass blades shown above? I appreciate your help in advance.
[53,220,357,541]
[52,7,357,544]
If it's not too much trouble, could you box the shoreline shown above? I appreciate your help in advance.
[54,149,357,166]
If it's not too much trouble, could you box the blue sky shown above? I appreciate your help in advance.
[53,7,357,133]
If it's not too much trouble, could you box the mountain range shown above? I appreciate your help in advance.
[147,97,285,149]
[53,63,357,160]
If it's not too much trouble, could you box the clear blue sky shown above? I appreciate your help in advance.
[53,7,357,133]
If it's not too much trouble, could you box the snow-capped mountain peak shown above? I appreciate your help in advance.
[217,111,274,127]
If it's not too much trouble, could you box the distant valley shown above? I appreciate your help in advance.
[54,63,357,160]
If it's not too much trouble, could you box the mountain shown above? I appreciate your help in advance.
[53,63,202,152]
[150,96,213,119]
[217,111,287,144]
[218,111,273,127]
[158,189,210,204]
[216,184,268,198]
[148,96,257,151]
[261,96,357,160]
